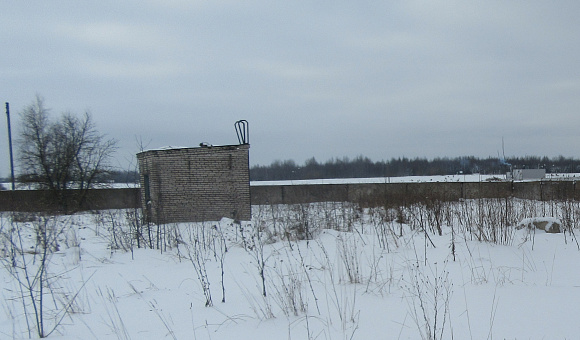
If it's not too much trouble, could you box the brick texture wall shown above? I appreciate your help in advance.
[137,144,250,224]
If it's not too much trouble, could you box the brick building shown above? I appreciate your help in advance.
[137,144,251,224]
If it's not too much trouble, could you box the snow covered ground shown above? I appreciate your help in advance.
[250,174,501,186]
[251,172,580,186]
[1,199,580,339]
[4,172,580,190]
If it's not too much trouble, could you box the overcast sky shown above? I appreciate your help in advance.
[2,1,580,177]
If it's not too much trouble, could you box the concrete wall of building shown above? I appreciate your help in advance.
[511,169,546,180]
[136,144,251,224]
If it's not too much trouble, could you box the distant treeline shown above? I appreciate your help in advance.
[4,157,579,185]
[250,155,580,181]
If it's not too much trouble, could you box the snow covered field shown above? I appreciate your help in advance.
[3,172,580,190]
[251,172,580,186]
[2,199,580,339]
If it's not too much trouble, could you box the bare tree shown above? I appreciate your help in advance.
[18,95,117,212]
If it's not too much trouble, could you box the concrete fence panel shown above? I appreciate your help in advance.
[3,180,580,213]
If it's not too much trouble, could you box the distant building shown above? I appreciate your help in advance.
[137,144,251,224]
[508,169,546,181]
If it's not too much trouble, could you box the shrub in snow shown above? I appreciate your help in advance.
[517,217,562,233]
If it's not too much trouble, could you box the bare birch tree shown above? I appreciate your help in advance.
[18,95,117,212]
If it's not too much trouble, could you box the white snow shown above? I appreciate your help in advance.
[3,172,580,190]
[250,173,580,186]
[2,200,580,339]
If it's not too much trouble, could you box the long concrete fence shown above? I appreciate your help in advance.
[250,180,580,205]
[1,180,579,212]
[0,188,141,212]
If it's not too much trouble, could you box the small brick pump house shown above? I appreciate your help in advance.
[137,122,251,224]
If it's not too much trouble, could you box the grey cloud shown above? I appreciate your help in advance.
[1,1,580,177]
